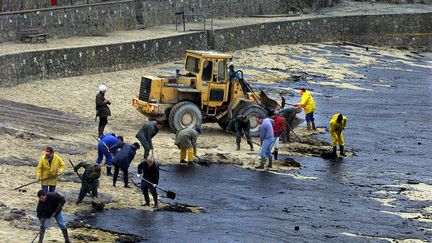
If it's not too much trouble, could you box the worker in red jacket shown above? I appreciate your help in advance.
[271,114,286,160]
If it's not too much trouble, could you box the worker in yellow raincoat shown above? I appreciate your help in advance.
[329,114,347,157]
[293,88,316,130]
[36,146,65,192]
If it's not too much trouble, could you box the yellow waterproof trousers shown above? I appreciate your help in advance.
[331,131,344,146]
[180,147,194,162]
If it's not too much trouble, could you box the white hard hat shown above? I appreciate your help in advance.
[99,84,107,92]
[227,62,234,68]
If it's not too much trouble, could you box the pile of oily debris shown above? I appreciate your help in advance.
[156,203,205,213]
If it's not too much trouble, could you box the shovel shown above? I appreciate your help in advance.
[131,173,176,200]
[150,151,176,199]
[141,177,176,200]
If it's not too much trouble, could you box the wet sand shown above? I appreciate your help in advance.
[0,42,431,241]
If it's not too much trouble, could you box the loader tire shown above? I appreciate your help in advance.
[241,105,268,137]
[168,101,202,133]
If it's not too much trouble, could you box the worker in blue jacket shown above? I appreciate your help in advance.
[96,133,121,176]
[112,142,140,188]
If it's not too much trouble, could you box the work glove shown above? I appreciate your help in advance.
[153,184,157,188]
[137,174,141,178]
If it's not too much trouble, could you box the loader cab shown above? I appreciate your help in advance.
[185,55,200,76]
[184,51,232,85]
[201,59,227,83]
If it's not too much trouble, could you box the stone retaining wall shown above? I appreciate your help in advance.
[0,1,137,42]
[139,0,308,27]
[0,32,207,86]
[1,0,107,12]
[0,0,319,42]
[0,12,431,86]
[212,13,432,51]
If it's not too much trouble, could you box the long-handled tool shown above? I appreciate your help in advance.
[284,121,302,143]
[131,173,176,200]
[14,175,58,191]
[92,135,111,153]
[224,129,262,165]
[92,134,100,142]
[251,146,262,165]
[31,211,56,243]
[193,154,202,161]
[68,159,83,181]
[68,159,103,209]
[31,230,40,243]
[128,173,141,188]
[140,177,176,200]
[225,130,261,147]
[253,136,280,166]
[133,152,176,200]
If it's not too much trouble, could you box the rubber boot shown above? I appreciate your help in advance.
[340,146,346,157]
[267,156,273,168]
[332,146,337,158]
[236,143,240,151]
[255,158,265,169]
[180,160,187,164]
[286,130,291,143]
[274,149,278,160]
[61,228,71,243]
[249,144,254,151]
[106,167,112,176]
[311,121,316,130]
[38,229,45,243]
[307,122,312,130]
[98,125,105,137]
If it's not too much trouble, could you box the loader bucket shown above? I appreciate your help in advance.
[259,91,280,113]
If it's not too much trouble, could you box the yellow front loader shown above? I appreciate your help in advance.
[132,50,279,136]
